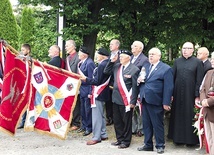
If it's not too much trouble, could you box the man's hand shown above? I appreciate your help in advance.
[130,104,135,109]
[137,76,143,83]
[110,53,118,62]
[163,105,171,111]
[80,75,87,81]
[202,99,209,107]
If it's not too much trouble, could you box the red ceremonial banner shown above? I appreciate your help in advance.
[25,60,81,139]
[0,46,31,135]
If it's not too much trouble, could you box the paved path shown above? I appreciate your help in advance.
[0,125,205,155]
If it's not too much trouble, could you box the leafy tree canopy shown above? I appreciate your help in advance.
[0,0,19,49]
[18,0,214,61]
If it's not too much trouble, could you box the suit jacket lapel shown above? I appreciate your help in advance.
[80,59,87,70]
[132,53,142,66]
[147,62,162,79]
[123,64,131,74]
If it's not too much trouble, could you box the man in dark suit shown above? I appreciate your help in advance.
[197,47,212,75]
[48,45,64,68]
[65,40,81,131]
[81,48,110,145]
[137,47,173,154]
[106,39,121,126]
[130,40,149,137]
[104,49,140,149]
[131,41,149,69]
[78,46,96,136]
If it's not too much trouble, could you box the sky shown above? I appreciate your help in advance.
[10,0,18,6]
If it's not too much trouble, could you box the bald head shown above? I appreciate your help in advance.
[148,47,161,64]
[182,42,194,59]
[48,45,60,58]
[197,47,209,61]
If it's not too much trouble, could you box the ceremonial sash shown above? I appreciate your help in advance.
[66,57,72,72]
[116,66,132,112]
[194,101,208,151]
[0,42,5,90]
[21,57,30,94]
[0,78,2,90]
[0,42,5,74]
[77,61,85,76]
[90,77,110,107]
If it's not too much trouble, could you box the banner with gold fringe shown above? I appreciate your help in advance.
[0,43,31,135]
[25,60,81,140]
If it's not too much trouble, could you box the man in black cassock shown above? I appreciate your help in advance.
[168,42,204,146]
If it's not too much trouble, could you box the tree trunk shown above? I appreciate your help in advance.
[83,31,98,59]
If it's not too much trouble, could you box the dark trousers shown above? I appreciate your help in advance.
[71,95,81,127]
[19,111,27,127]
[105,89,113,121]
[113,103,133,146]
[80,96,92,132]
[142,100,165,149]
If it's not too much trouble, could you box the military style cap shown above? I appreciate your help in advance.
[119,49,132,56]
[79,46,89,55]
[97,48,110,56]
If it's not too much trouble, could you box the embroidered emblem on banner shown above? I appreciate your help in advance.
[41,93,55,111]
[67,83,74,91]
[34,72,43,84]
[53,120,62,129]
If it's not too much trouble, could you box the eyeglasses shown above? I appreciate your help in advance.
[182,47,193,50]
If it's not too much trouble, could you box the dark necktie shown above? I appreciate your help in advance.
[147,64,153,77]
[122,66,125,73]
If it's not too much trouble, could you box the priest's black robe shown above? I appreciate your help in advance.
[168,56,204,145]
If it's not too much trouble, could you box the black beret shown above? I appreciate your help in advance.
[119,49,132,56]
[97,48,110,56]
[79,46,89,55]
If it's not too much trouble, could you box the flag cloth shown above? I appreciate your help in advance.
[25,60,81,140]
[0,46,31,135]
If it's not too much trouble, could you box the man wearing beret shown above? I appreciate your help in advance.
[104,49,140,149]
[78,46,96,136]
[81,47,111,145]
